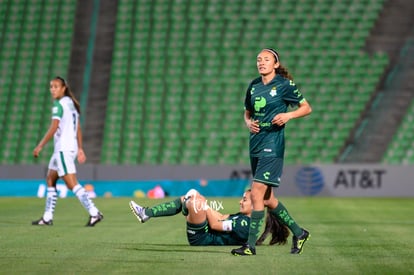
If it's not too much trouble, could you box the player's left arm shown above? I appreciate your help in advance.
[77,119,87,164]
[286,99,312,120]
[272,82,312,126]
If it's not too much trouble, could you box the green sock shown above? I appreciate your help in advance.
[269,201,303,237]
[247,210,265,248]
[145,198,182,217]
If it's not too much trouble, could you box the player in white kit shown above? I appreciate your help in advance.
[32,76,103,226]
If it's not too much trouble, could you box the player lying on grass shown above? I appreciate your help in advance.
[129,189,289,246]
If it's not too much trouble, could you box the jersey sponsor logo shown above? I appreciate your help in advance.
[254,96,266,111]
[269,86,277,97]
[263,148,272,152]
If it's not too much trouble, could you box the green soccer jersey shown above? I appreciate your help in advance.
[244,74,305,157]
[187,213,251,245]
[218,213,251,245]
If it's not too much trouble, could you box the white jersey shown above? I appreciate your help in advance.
[52,96,79,153]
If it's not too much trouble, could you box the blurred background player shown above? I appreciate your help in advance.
[32,76,103,227]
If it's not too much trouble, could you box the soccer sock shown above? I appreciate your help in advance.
[43,187,57,221]
[181,197,189,216]
[269,201,303,237]
[145,198,182,217]
[73,184,99,216]
[247,210,265,248]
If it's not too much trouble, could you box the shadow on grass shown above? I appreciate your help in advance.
[115,242,229,254]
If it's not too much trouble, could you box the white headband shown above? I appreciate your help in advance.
[262,48,279,62]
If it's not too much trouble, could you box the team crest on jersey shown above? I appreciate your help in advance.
[250,87,255,94]
[269,86,277,97]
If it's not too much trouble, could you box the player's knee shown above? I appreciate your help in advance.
[182,189,198,210]
[184,189,199,199]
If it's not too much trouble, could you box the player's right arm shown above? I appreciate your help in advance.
[33,119,59,157]
[206,208,231,231]
[245,110,260,133]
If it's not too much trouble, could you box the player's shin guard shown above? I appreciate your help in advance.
[247,210,265,248]
[43,187,57,221]
[269,201,303,237]
[146,198,183,217]
[73,184,99,216]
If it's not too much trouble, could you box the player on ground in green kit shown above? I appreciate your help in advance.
[231,48,312,256]
[129,189,289,246]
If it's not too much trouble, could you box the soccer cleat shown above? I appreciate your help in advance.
[231,244,256,256]
[32,218,53,226]
[129,201,150,223]
[291,229,310,254]
[86,212,104,227]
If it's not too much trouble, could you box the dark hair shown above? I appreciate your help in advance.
[54,76,81,114]
[276,65,293,81]
[256,211,290,246]
[262,48,294,80]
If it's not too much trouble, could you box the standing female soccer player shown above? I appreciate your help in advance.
[32,76,103,226]
[231,49,312,256]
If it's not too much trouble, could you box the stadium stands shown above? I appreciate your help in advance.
[0,0,76,164]
[0,0,390,165]
[102,0,388,165]
[383,102,414,164]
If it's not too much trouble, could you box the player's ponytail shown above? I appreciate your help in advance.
[276,65,294,81]
[268,213,290,245]
[54,76,81,115]
[262,48,294,80]
[256,212,290,246]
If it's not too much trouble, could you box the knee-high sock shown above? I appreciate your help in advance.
[43,187,57,221]
[73,184,99,216]
[145,198,182,217]
[247,210,265,248]
[269,201,303,237]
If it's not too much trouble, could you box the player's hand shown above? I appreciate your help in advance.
[272,113,291,126]
[77,148,87,164]
[33,146,42,158]
[247,119,260,133]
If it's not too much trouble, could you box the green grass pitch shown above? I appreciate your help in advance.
[0,197,413,275]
